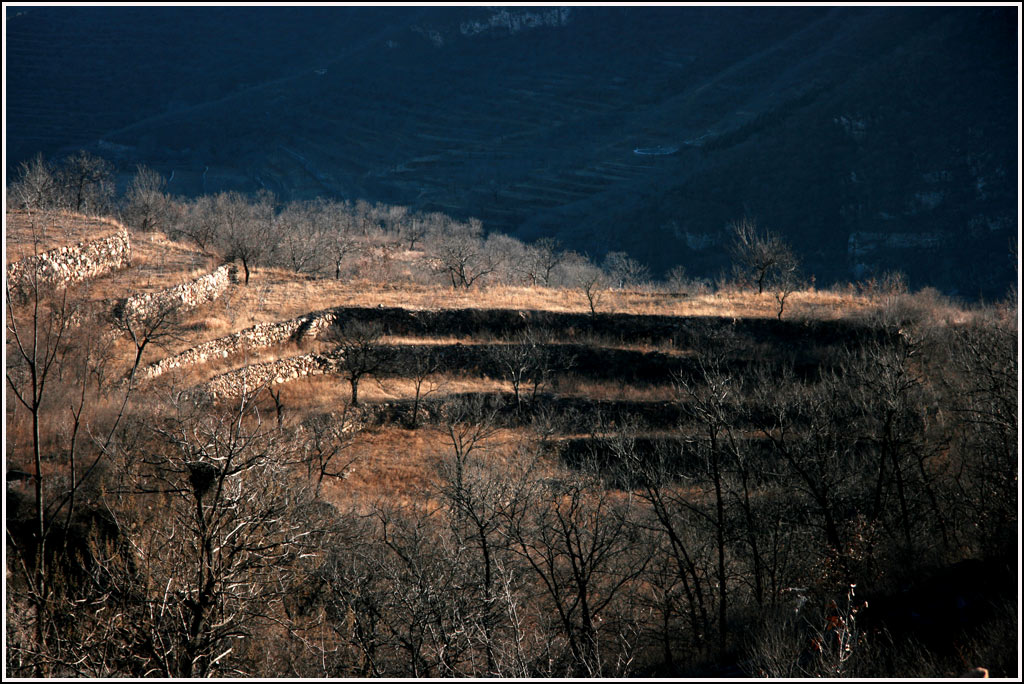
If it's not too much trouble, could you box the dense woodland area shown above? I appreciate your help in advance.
[4,153,1019,677]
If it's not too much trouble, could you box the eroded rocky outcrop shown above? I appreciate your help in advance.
[459,7,571,36]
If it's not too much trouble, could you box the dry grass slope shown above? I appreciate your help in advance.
[5,209,980,509]
[5,209,124,263]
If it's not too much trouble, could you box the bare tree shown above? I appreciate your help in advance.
[664,264,690,293]
[619,437,716,666]
[568,258,607,316]
[491,328,559,414]
[484,233,528,286]
[603,251,650,289]
[272,198,361,280]
[525,237,565,287]
[273,200,325,276]
[56,150,114,215]
[400,213,430,251]
[728,218,798,295]
[773,258,801,319]
[427,218,497,288]
[325,319,390,406]
[842,338,938,560]
[673,352,745,660]
[399,348,447,428]
[753,365,865,583]
[175,195,220,252]
[100,391,329,677]
[111,288,186,392]
[297,409,362,497]
[122,165,174,233]
[746,582,869,678]
[312,199,359,280]
[433,399,533,674]
[936,308,1017,557]
[436,396,503,472]
[10,153,60,211]
[369,500,484,676]
[5,252,151,675]
[214,190,277,285]
[501,468,649,676]
[5,278,77,662]
[377,204,410,243]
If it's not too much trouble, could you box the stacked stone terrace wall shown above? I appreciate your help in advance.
[121,264,237,323]
[197,351,342,400]
[142,307,338,380]
[6,228,131,296]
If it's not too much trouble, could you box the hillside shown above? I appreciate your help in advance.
[5,209,1017,677]
[5,6,1018,298]
[4,209,887,504]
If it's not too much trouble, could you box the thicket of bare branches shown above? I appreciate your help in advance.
[6,276,1018,677]
[6,151,1018,678]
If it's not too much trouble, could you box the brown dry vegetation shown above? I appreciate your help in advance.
[313,426,557,512]
[4,212,986,504]
[5,209,123,263]
[216,266,885,321]
[111,230,216,293]
[6,210,1016,679]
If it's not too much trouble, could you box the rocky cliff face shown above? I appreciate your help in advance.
[411,7,572,48]
[459,7,571,37]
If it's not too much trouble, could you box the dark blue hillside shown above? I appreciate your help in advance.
[5,6,1017,299]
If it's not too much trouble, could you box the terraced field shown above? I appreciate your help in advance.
[6,212,898,508]
[5,210,123,262]
[7,211,1016,679]
[3,211,976,521]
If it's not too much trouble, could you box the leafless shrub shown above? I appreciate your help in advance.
[728,217,798,295]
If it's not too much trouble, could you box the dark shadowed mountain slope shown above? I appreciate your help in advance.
[5,6,1017,298]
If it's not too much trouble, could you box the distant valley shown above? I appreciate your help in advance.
[5,5,1018,298]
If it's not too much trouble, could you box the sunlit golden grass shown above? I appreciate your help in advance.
[316,425,563,512]
[7,211,217,305]
[9,213,999,530]
[217,266,886,323]
[8,215,984,429]
[146,324,696,389]
[120,230,217,291]
[324,427,444,508]
[5,213,976,334]
[74,232,216,308]
[5,209,124,262]
[380,334,491,346]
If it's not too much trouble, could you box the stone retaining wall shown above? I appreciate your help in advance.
[7,228,131,296]
[141,307,338,380]
[120,264,237,323]
[197,351,342,400]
